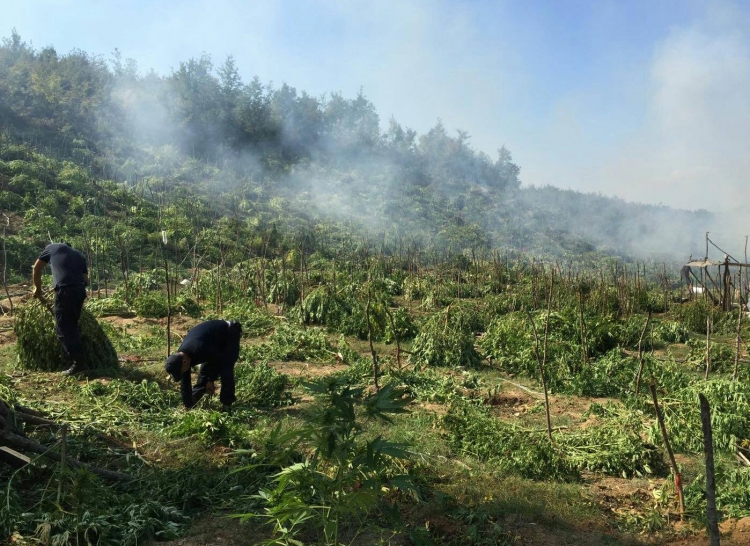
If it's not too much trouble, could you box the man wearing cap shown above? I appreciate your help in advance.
[32,243,89,375]
[165,320,242,412]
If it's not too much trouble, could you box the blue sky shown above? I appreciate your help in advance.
[3,0,750,212]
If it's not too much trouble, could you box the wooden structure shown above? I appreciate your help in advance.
[684,235,750,311]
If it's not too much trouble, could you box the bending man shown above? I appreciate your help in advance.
[32,243,89,375]
[165,320,242,411]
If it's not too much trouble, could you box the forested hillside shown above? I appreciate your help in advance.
[0,30,711,266]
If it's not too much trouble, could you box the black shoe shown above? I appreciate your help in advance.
[62,362,89,376]
[220,404,232,414]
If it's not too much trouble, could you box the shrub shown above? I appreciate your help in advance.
[235,362,292,408]
[244,323,335,363]
[174,293,201,318]
[133,293,168,318]
[443,401,579,481]
[85,297,135,318]
[410,307,482,369]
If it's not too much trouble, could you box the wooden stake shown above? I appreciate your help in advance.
[649,384,685,519]
[699,393,721,546]
[57,424,68,504]
[365,289,379,391]
[705,312,712,380]
[734,266,743,381]
[634,311,652,394]
[526,309,553,443]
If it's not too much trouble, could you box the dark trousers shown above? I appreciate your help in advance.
[53,285,86,363]
[191,360,237,406]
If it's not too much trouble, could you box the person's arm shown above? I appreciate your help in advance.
[180,370,194,408]
[32,259,46,299]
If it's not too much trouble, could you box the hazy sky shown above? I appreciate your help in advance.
[3,0,749,212]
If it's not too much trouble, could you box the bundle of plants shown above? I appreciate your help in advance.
[14,299,118,372]
[687,338,735,373]
[85,296,135,318]
[207,301,275,337]
[132,292,168,318]
[568,349,640,398]
[684,460,750,519]
[562,417,668,478]
[409,306,482,369]
[479,311,577,390]
[243,323,336,363]
[646,379,750,453]
[298,285,354,329]
[234,361,293,408]
[442,400,580,482]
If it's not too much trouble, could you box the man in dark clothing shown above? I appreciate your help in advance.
[32,243,89,375]
[165,320,242,411]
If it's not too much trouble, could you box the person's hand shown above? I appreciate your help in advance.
[31,286,45,302]
[206,381,216,395]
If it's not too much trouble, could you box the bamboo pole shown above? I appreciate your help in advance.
[734,266,744,381]
[699,393,721,546]
[634,311,652,394]
[705,312,712,380]
[650,384,685,519]
[526,309,553,443]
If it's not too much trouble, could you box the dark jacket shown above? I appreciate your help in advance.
[178,320,241,407]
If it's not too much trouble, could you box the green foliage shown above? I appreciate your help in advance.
[132,292,169,318]
[394,368,481,404]
[569,350,639,398]
[167,409,252,447]
[652,320,691,344]
[245,323,336,363]
[671,300,711,334]
[14,299,118,371]
[80,379,180,413]
[210,301,276,337]
[687,338,735,373]
[174,292,202,317]
[684,460,750,519]
[647,380,750,453]
[300,285,353,329]
[443,401,580,481]
[243,378,413,545]
[98,322,163,353]
[235,361,293,408]
[410,306,482,369]
[562,414,667,478]
[85,296,135,318]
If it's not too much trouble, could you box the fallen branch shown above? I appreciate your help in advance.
[0,430,133,481]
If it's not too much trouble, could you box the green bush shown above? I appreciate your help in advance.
[235,361,292,408]
[133,293,169,318]
[410,307,482,369]
[85,297,135,318]
[647,380,750,453]
[671,300,711,334]
[174,293,202,318]
[443,401,580,481]
[244,323,335,363]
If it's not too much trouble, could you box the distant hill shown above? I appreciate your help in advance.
[0,31,715,266]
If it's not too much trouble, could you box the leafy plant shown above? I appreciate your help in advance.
[410,307,482,369]
[235,361,293,408]
[85,297,135,318]
[242,378,414,545]
[132,292,169,318]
